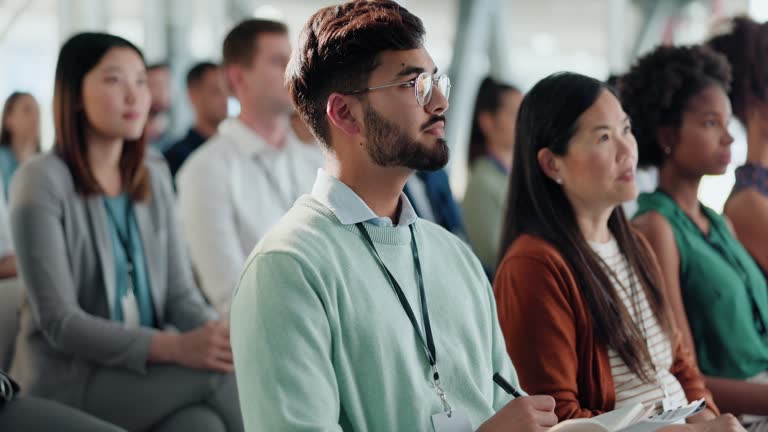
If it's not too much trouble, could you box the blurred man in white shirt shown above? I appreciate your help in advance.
[177,19,322,316]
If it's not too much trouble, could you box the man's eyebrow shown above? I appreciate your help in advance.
[395,65,438,77]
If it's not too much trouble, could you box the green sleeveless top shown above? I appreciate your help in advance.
[635,191,768,379]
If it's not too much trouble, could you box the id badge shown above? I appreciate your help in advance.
[657,373,679,414]
[431,409,473,432]
[121,288,140,328]
[661,397,686,425]
[661,397,679,413]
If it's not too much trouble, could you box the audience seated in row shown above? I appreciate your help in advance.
[1,2,767,431]
[623,40,768,425]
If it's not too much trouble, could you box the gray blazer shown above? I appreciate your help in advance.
[8,152,217,408]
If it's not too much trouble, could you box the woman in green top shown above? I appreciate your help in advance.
[621,44,768,423]
[462,77,523,275]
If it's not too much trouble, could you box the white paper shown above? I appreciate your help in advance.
[548,399,706,432]
[432,409,473,432]
[618,399,706,432]
[549,403,646,432]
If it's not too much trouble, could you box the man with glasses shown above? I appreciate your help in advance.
[349,68,468,239]
[230,1,558,431]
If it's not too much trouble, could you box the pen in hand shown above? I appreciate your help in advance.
[493,373,524,398]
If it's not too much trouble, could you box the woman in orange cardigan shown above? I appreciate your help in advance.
[492,72,739,431]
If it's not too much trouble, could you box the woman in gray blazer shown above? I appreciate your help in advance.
[8,33,243,431]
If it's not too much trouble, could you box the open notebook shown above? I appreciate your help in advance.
[548,399,706,432]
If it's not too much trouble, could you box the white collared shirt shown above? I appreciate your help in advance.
[310,168,418,227]
[177,117,323,316]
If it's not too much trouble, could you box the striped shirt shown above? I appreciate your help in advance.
[590,237,687,412]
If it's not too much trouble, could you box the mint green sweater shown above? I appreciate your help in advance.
[231,196,521,431]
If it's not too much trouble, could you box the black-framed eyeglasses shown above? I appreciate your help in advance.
[345,72,451,106]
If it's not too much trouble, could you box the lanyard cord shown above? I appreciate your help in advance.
[355,223,437,375]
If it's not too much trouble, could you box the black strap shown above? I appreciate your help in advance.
[355,222,438,378]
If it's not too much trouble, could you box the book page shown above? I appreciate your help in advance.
[548,403,645,432]
[548,418,609,432]
[547,399,705,432]
[593,403,647,431]
[618,399,706,432]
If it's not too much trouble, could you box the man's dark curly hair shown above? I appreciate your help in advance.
[286,0,425,149]
[709,16,768,125]
[618,45,732,168]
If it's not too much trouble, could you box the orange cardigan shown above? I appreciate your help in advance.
[493,233,718,420]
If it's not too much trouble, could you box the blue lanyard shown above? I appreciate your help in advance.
[104,199,135,278]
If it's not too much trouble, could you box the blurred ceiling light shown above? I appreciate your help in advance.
[253,5,284,21]
[750,0,768,21]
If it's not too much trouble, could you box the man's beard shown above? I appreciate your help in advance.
[363,107,449,171]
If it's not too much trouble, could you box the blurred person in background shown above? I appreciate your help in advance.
[146,62,174,151]
[402,167,466,239]
[710,17,768,277]
[177,19,322,317]
[462,76,522,276]
[163,62,228,178]
[0,92,40,200]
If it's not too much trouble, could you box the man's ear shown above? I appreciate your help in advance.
[327,93,361,137]
[225,65,241,95]
[537,147,563,184]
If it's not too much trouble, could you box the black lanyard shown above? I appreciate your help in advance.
[355,222,439,379]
